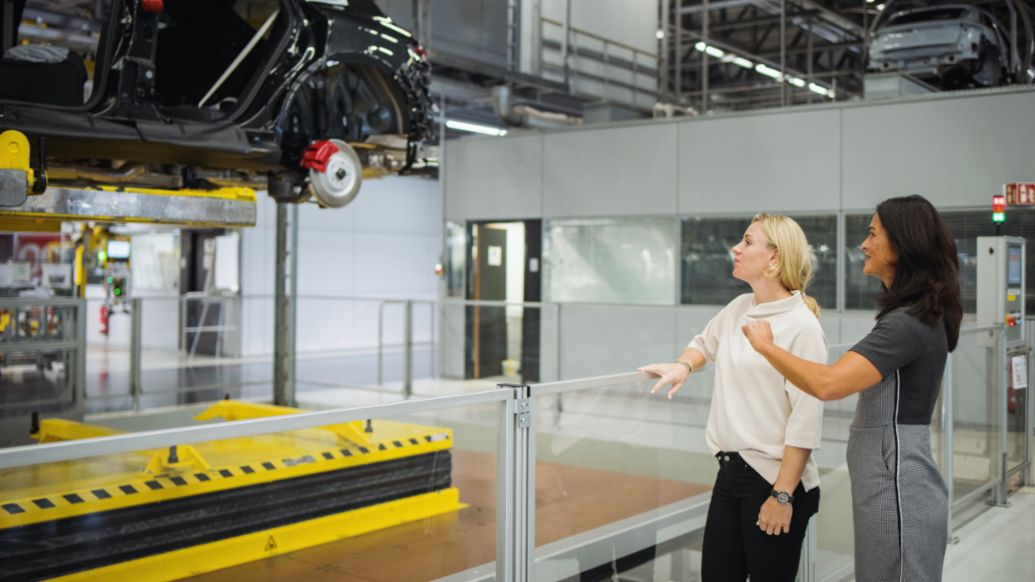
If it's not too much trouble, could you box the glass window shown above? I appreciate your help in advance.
[845,208,1035,315]
[681,217,750,305]
[681,215,837,310]
[844,214,881,311]
[940,209,1035,315]
[795,215,838,311]
[544,218,676,305]
[444,222,465,298]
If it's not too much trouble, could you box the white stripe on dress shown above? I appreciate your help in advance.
[894,369,904,582]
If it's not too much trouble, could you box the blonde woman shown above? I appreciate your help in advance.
[640,214,827,582]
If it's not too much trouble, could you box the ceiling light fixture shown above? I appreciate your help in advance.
[755,63,784,80]
[445,119,509,137]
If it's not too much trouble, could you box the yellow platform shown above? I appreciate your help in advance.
[0,401,466,580]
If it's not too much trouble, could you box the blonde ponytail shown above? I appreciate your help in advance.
[801,293,820,318]
[752,213,821,318]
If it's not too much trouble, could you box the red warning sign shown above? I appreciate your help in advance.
[1004,182,1035,205]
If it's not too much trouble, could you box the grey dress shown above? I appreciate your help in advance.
[847,308,949,582]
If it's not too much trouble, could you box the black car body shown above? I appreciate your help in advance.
[0,0,432,207]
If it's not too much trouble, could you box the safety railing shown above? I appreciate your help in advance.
[376,298,436,397]
[539,17,660,111]
[1,318,1030,580]
[0,388,511,580]
[0,297,86,416]
[180,291,241,360]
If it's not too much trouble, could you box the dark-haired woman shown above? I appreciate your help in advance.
[741,195,961,582]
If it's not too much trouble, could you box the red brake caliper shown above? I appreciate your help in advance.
[300,140,340,173]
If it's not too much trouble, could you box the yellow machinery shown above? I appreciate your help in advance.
[0,401,465,580]
[0,130,257,230]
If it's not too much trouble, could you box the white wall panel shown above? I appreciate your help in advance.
[842,91,1035,210]
[543,123,677,217]
[678,109,840,214]
[444,133,543,220]
[352,233,439,299]
[296,231,355,296]
[350,176,440,235]
[297,200,356,233]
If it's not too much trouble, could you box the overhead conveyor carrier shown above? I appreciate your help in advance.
[0,400,464,581]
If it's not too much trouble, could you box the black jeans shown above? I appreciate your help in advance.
[701,452,820,582]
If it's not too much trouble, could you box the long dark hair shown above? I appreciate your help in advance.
[875,195,962,351]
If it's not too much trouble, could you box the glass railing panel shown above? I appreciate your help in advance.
[291,296,439,407]
[530,375,711,581]
[437,300,560,390]
[950,327,1002,526]
[120,295,272,411]
[814,344,855,582]
[1005,347,1028,481]
[84,296,131,412]
[0,392,504,581]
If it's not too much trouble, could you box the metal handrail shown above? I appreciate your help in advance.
[0,297,83,307]
[377,299,436,396]
[539,15,658,110]
[531,371,648,397]
[541,17,657,59]
[0,389,509,470]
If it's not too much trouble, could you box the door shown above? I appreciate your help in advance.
[466,224,508,378]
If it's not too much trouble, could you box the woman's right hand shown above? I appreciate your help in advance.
[637,363,689,400]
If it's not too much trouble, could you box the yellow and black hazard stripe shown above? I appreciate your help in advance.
[0,430,453,529]
[1,448,462,582]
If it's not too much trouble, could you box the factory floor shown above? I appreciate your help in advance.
[4,344,1031,581]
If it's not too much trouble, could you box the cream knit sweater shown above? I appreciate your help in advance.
[688,291,826,491]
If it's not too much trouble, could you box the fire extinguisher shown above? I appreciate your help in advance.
[100,304,109,336]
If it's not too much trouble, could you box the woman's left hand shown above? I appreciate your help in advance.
[757,497,792,535]
[742,320,774,353]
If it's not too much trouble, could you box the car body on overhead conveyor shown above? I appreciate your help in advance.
[868,4,1014,89]
[0,0,433,209]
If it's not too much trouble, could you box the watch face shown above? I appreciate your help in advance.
[776,491,790,504]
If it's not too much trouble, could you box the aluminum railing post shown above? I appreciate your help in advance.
[130,298,143,412]
[404,300,413,399]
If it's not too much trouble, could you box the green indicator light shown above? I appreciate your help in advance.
[993,211,1005,223]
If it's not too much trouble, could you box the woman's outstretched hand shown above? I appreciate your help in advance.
[741,320,775,353]
[637,363,689,399]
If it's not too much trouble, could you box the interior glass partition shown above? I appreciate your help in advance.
[529,374,712,581]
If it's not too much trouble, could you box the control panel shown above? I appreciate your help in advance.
[977,236,1026,348]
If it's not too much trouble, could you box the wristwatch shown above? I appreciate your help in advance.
[771,489,794,505]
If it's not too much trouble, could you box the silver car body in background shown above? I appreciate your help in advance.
[869,5,1010,87]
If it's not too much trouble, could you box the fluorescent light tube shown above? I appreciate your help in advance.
[446,119,509,137]
[755,64,783,80]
